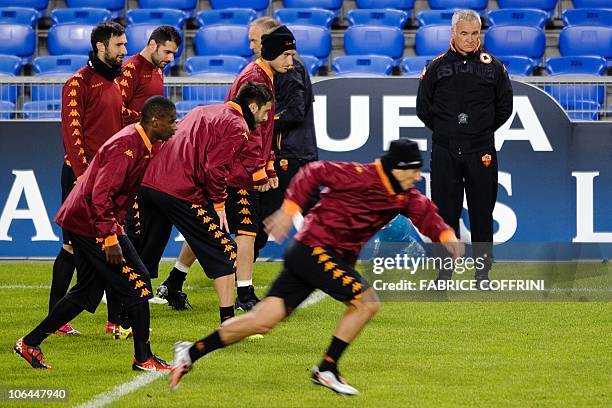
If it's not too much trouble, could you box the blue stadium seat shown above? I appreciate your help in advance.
[333,55,394,76]
[126,23,184,62]
[544,79,605,106]
[210,0,269,15]
[344,25,404,64]
[195,25,251,58]
[299,54,320,75]
[66,0,124,18]
[185,55,248,76]
[23,100,62,119]
[30,84,62,101]
[562,8,612,27]
[48,23,95,55]
[126,9,187,27]
[347,9,409,29]
[0,1,47,16]
[274,8,335,28]
[33,55,89,75]
[559,25,612,66]
[497,0,558,17]
[51,8,111,25]
[484,26,546,62]
[428,0,488,13]
[138,0,196,14]
[496,55,536,76]
[356,0,415,11]
[0,7,38,27]
[0,84,17,103]
[0,24,36,62]
[566,100,600,121]
[182,84,230,101]
[401,56,431,76]
[415,25,451,56]
[175,100,224,119]
[283,1,342,14]
[487,8,549,29]
[416,9,456,26]
[0,100,14,119]
[573,0,610,7]
[197,9,256,27]
[286,24,331,65]
[0,54,21,75]
[546,56,607,76]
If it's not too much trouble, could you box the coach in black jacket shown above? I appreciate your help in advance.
[417,9,513,283]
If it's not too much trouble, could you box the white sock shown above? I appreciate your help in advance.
[174,261,190,274]
[237,279,253,287]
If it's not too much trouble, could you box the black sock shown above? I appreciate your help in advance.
[188,330,224,363]
[319,336,350,374]
[106,289,122,325]
[49,248,75,313]
[237,285,250,301]
[219,306,234,323]
[167,268,187,290]
[127,301,151,362]
[24,298,83,346]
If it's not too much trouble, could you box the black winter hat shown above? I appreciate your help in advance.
[261,25,296,61]
[380,139,423,169]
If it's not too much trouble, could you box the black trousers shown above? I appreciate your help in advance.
[430,143,497,274]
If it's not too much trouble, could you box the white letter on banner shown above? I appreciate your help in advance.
[496,96,552,152]
[0,170,59,241]
[382,96,427,151]
[572,172,612,242]
[493,172,517,243]
[314,95,370,152]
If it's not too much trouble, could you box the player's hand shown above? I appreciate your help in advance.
[264,209,293,244]
[105,244,125,265]
[269,177,279,189]
[442,239,465,259]
[255,181,271,192]
[216,209,230,233]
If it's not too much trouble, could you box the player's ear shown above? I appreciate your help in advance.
[147,39,157,51]
[248,102,258,115]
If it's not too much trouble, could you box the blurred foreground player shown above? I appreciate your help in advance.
[169,140,464,394]
[15,97,177,371]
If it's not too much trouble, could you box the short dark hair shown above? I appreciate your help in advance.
[90,21,125,51]
[148,25,182,48]
[141,96,176,124]
[236,81,273,107]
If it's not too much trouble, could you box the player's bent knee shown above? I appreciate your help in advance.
[351,289,380,316]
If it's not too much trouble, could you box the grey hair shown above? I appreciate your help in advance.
[251,16,281,33]
[451,9,481,31]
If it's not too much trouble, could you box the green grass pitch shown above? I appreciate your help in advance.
[0,262,610,407]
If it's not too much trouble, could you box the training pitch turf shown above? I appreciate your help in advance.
[0,262,610,407]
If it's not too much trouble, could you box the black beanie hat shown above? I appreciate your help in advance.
[261,25,296,61]
[380,139,423,169]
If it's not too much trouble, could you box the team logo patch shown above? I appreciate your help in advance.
[481,154,492,167]
[480,53,492,64]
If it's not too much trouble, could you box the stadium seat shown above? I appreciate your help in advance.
[544,79,605,106]
[344,25,404,63]
[347,9,409,29]
[195,25,251,58]
[572,0,610,7]
[210,0,269,15]
[66,0,124,18]
[30,84,62,101]
[175,100,224,119]
[401,56,431,76]
[283,1,342,15]
[497,0,558,17]
[0,7,38,27]
[0,24,36,62]
[33,55,89,75]
[274,8,335,29]
[559,25,612,67]
[197,9,256,27]
[286,24,331,65]
[126,9,187,27]
[299,54,321,76]
[484,26,546,62]
[415,25,451,56]
[566,100,600,121]
[138,0,196,14]
[0,100,14,119]
[355,0,415,11]
[185,55,248,76]
[487,8,549,29]
[332,55,394,76]
[416,9,456,27]
[182,84,230,101]
[48,23,95,55]
[562,8,612,27]
[0,84,17,103]
[497,55,536,76]
[23,100,62,119]
[0,1,47,16]
[50,8,111,25]
[428,0,488,13]
[0,54,21,75]
[546,56,607,76]
[126,23,184,62]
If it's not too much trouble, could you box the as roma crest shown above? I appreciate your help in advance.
[481,154,492,167]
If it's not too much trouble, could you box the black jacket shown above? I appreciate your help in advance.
[273,57,318,162]
[416,46,513,152]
